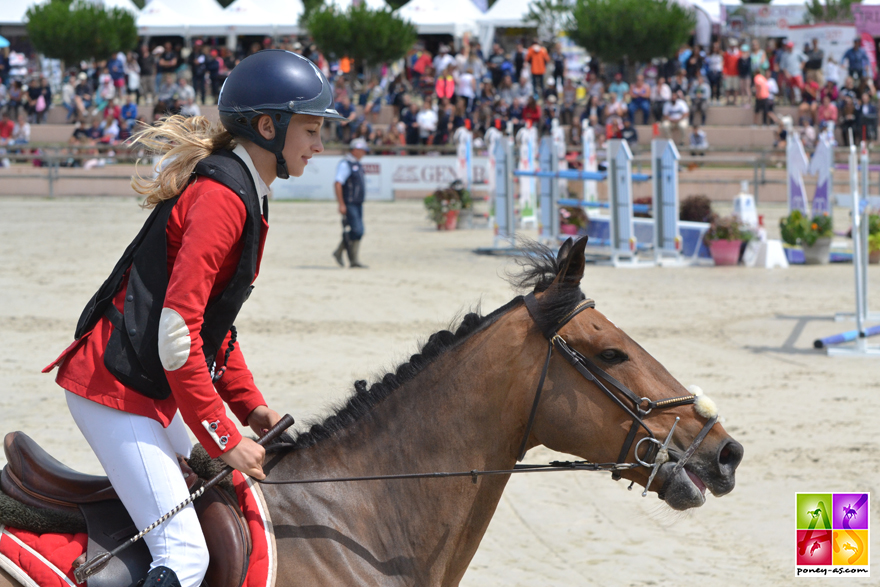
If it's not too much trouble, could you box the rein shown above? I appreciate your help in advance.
[259,293,718,497]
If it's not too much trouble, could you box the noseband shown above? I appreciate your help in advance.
[520,292,719,497]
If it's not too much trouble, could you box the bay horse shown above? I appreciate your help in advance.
[0,237,743,586]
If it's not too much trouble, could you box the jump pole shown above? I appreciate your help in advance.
[816,137,880,356]
[651,138,684,265]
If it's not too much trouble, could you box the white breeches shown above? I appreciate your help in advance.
[65,391,209,587]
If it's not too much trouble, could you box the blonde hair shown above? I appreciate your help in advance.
[130,115,235,208]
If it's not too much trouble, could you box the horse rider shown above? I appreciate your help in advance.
[43,50,345,587]
[332,137,369,268]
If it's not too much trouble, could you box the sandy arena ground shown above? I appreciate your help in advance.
[1,197,878,586]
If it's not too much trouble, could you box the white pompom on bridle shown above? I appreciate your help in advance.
[687,385,718,419]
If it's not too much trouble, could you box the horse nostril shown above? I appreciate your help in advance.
[718,439,744,470]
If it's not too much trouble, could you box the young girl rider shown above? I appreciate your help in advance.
[44,50,346,587]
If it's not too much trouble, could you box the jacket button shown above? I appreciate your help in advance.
[239,189,245,195]
[208,168,215,175]
[128,328,137,336]
[126,295,133,302]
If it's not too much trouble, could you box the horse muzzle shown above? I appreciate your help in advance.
[657,437,744,511]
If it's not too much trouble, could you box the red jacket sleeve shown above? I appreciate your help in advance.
[162,186,266,458]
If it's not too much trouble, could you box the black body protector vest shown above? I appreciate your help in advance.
[341,157,366,205]
[73,150,264,400]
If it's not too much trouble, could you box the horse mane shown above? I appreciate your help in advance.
[280,240,585,451]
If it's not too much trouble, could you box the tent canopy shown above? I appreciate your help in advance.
[476,0,533,28]
[397,0,481,37]
[328,0,388,11]
[222,0,303,35]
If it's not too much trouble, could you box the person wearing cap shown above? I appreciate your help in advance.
[44,50,347,587]
[843,37,870,80]
[779,41,805,104]
[333,138,369,268]
[722,39,741,105]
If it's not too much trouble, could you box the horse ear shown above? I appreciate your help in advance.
[553,236,589,287]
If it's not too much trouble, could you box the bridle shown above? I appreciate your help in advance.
[519,292,719,496]
[257,293,719,498]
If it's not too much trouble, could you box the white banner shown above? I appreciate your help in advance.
[272,155,490,201]
[722,4,807,38]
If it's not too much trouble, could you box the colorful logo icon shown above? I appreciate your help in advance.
[796,493,870,577]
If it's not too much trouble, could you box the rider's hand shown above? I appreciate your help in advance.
[248,405,282,437]
[219,437,266,480]
[338,202,347,215]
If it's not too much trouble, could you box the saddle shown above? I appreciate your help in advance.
[1,432,252,587]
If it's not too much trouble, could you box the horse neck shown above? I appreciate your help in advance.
[266,310,538,584]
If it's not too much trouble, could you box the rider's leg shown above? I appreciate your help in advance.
[65,392,209,587]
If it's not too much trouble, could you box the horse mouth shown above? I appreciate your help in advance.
[657,463,708,510]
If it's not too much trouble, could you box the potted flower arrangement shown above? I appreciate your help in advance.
[779,210,834,265]
[424,181,473,230]
[559,205,588,235]
[867,212,880,265]
[705,215,750,266]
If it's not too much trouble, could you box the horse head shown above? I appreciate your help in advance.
[520,237,743,511]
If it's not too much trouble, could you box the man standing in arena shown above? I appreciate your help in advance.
[333,138,369,268]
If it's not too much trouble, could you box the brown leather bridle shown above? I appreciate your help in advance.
[519,292,719,496]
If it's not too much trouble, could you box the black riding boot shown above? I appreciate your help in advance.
[138,566,182,587]
[349,240,367,268]
[332,238,348,267]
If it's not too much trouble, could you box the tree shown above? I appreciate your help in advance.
[26,0,137,65]
[306,4,417,68]
[525,0,573,44]
[567,0,695,66]
[805,0,857,24]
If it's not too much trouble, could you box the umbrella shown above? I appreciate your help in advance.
[0,35,9,49]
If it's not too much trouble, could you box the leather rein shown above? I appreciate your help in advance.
[260,293,718,497]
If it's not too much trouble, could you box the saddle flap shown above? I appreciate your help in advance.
[77,487,250,587]
[3,432,116,506]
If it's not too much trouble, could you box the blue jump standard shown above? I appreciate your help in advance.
[814,325,880,349]
[557,198,652,214]
[513,170,652,182]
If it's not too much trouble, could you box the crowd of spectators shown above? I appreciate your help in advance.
[2,32,880,156]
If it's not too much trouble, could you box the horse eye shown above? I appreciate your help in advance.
[598,349,628,365]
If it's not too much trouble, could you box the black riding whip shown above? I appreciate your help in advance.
[73,414,295,584]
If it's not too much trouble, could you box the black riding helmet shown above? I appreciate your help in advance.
[218,50,345,179]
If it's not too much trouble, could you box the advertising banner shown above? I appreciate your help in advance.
[722,4,807,38]
[852,4,880,38]
[272,155,490,201]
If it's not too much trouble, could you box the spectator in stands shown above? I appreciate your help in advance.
[799,76,820,125]
[551,42,565,91]
[10,112,30,145]
[0,48,8,87]
[435,64,455,104]
[662,90,689,145]
[101,113,120,144]
[108,52,126,96]
[334,93,357,143]
[817,94,838,132]
[156,74,176,104]
[587,71,604,101]
[156,42,178,95]
[458,67,476,113]
[416,100,437,144]
[137,45,155,105]
[840,96,857,144]
[121,95,138,131]
[824,55,842,89]
[750,39,768,81]
[401,98,419,149]
[74,73,93,120]
[779,41,805,104]
[722,40,740,105]
[180,97,200,118]
[843,38,869,81]
[774,119,789,149]
[689,124,708,156]
[176,77,195,104]
[652,76,671,122]
[707,43,723,104]
[433,45,454,79]
[561,77,576,125]
[608,72,629,100]
[419,66,436,102]
[411,46,432,88]
[0,111,14,144]
[126,51,141,105]
[486,44,506,88]
[629,74,651,124]
[582,94,605,127]
[185,43,205,102]
[804,38,824,87]
[513,42,525,85]
[207,50,225,101]
[7,80,23,118]
[689,72,710,126]
[670,69,688,95]
[737,45,751,105]
[26,77,51,124]
[621,117,638,149]
[522,95,541,128]
[753,68,771,126]
[61,75,77,122]
[525,39,550,98]
[857,92,877,142]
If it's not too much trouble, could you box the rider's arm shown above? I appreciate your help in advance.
[160,183,263,459]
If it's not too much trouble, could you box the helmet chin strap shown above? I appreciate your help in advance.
[275,151,290,180]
